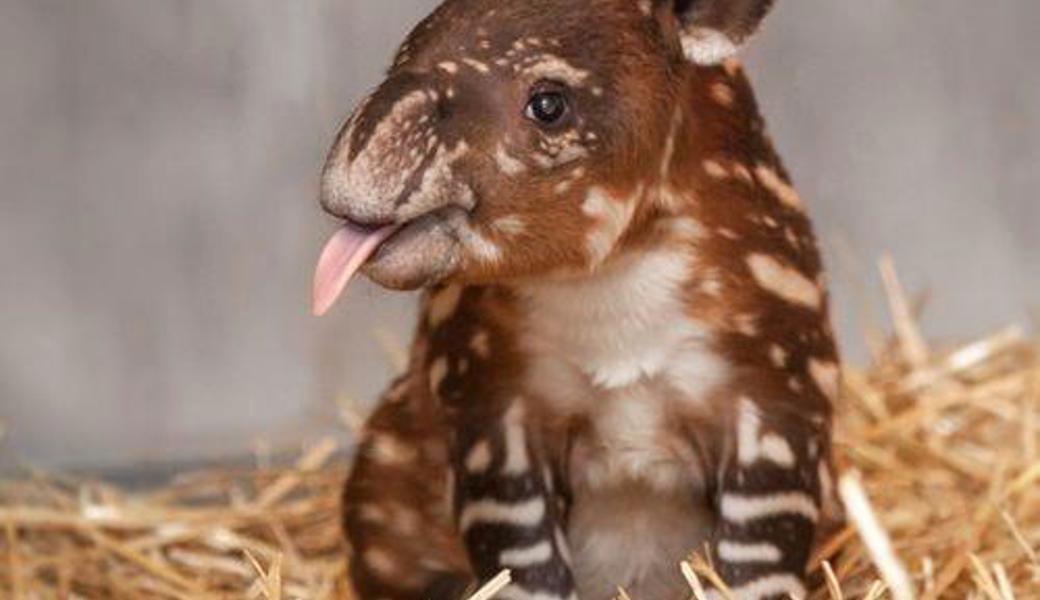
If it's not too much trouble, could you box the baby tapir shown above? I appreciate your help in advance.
[313,0,842,598]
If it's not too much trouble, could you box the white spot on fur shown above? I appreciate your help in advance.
[733,163,754,184]
[734,314,760,337]
[500,540,553,568]
[428,357,449,393]
[461,57,490,74]
[654,218,699,243]
[582,187,638,265]
[711,82,735,107]
[785,227,800,248]
[363,547,399,578]
[459,496,546,531]
[760,434,796,467]
[769,344,788,367]
[495,143,527,176]
[660,108,683,180]
[358,503,388,524]
[387,503,421,536]
[755,164,804,210]
[746,254,822,310]
[726,574,807,600]
[720,492,819,524]
[737,398,796,468]
[555,166,588,194]
[717,540,783,563]
[436,61,459,74]
[470,330,491,358]
[465,439,493,473]
[502,402,530,475]
[492,215,527,236]
[703,159,729,179]
[809,358,841,399]
[682,28,739,65]
[522,54,590,86]
[369,433,417,466]
[427,285,463,327]
[460,226,503,264]
[532,130,590,170]
[701,278,723,297]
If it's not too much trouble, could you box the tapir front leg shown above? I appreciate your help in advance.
[709,397,829,600]
[452,401,577,600]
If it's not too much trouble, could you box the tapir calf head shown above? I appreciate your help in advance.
[314,0,777,314]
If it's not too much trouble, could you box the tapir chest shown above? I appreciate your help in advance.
[517,252,727,477]
[522,357,721,600]
[509,255,730,599]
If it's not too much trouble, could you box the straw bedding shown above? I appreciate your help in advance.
[1,262,1037,599]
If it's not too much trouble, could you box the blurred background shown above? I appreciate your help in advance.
[1,0,1037,473]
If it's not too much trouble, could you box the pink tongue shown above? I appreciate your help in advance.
[312,222,398,316]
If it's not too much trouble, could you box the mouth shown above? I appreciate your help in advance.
[312,220,400,316]
[312,207,466,316]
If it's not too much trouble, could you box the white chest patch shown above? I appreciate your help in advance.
[521,250,711,389]
[515,250,731,598]
[519,252,729,479]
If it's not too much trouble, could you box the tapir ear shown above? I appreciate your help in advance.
[668,0,777,65]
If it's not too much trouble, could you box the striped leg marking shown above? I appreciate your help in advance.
[710,399,826,600]
[455,402,576,600]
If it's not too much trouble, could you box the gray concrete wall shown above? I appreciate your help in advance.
[1,0,1037,469]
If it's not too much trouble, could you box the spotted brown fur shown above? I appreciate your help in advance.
[323,1,842,599]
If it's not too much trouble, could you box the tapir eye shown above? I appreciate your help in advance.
[525,87,569,127]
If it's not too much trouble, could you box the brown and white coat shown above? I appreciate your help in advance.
[317,1,842,599]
